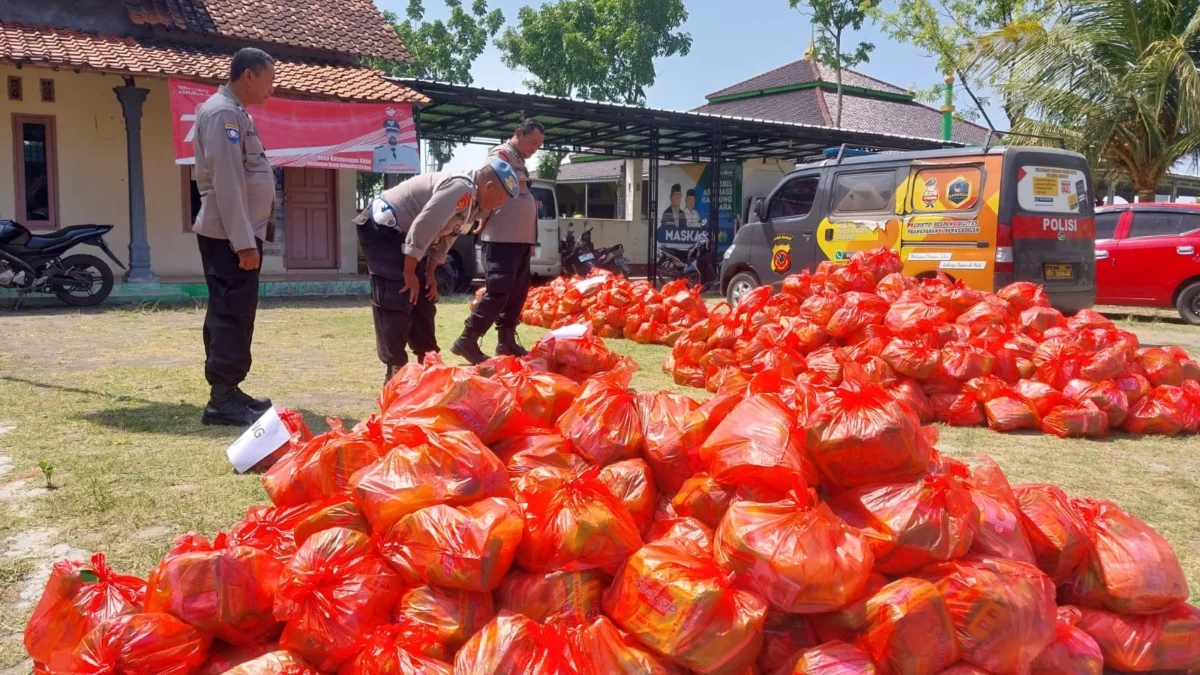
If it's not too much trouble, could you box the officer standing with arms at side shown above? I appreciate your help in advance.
[357,158,518,383]
[451,118,545,364]
[192,47,277,426]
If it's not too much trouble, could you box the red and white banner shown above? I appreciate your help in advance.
[168,78,419,173]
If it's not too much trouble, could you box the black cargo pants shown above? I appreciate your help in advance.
[197,234,263,388]
[464,241,532,336]
[370,258,439,369]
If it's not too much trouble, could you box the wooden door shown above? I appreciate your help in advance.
[284,168,338,269]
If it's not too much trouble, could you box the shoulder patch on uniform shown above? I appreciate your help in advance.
[224,123,240,143]
[456,192,472,211]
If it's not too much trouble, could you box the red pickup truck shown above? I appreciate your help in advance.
[1095,203,1200,323]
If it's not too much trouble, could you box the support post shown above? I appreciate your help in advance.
[648,131,660,286]
[114,79,156,283]
[709,127,722,251]
[941,73,955,144]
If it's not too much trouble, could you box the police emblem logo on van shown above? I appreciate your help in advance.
[771,234,794,273]
[1058,230,1066,241]
[922,178,938,207]
[945,176,972,207]
[224,123,240,143]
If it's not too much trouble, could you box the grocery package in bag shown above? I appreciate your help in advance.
[1013,483,1088,581]
[495,432,591,486]
[378,497,523,592]
[24,553,145,667]
[565,616,688,674]
[645,517,715,550]
[757,610,820,675]
[47,612,211,675]
[861,577,959,675]
[809,572,887,644]
[194,641,276,675]
[791,641,879,675]
[493,360,582,426]
[557,372,645,466]
[229,502,321,564]
[599,459,658,533]
[1029,606,1103,675]
[218,650,319,675]
[671,473,736,530]
[143,532,283,645]
[273,528,404,672]
[293,496,369,547]
[453,613,576,675]
[495,569,607,624]
[603,539,768,675]
[1076,602,1200,672]
[967,457,1037,565]
[394,584,495,654]
[714,492,874,614]
[699,394,816,501]
[645,392,743,493]
[338,621,452,675]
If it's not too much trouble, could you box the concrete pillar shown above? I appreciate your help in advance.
[625,158,644,221]
[113,84,156,283]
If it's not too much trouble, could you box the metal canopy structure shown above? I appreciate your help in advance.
[395,78,962,282]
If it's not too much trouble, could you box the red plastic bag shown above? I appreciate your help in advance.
[1033,338,1087,390]
[1019,305,1064,337]
[1157,383,1200,432]
[143,533,282,645]
[24,553,145,668]
[939,343,997,382]
[792,642,879,675]
[998,282,1050,312]
[195,642,277,675]
[1060,498,1189,614]
[645,517,714,550]
[919,557,1057,674]
[564,616,688,674]
[1063,379,1129,427]
[888,378,936,424]
[599,459,657,533]
[274,528,405,672]
[638,391,701,484]
[968,457,1037,566]
[339,622,452,675]
[1041,399,1110,438]
[293,496,369,547]
[827,292,890,338]
[699,394,815,501]
[558,377,644,466]
[1014,484,1089,581]
[1138,347,1184,387]
[262,419,351,507]
[861,578,959,675]
[956,300,1012,335]
[644,393,742,493]
[882,338,941,380]
[1121,385,1187,436]
[495,433,591,487]
[672,473,736,530]
[1015,379,1066,418]
[48,613,211,675]
[757,611,820,674]
[1076,602,1200,672]
[351,429,510,534]
[395,584,495,654]
[603,539,769,675]
[286,420,385,506]
[495,365,582,427]
[715,492,874,613]
[831,472,978,575]
[453,613,576,675]
[379,497,523,592]
[495,569,607,624]
[1031,606,1104,675]
[515,469,642,575]
[229,502,319,564]
[984,396,1040,432]
[529,329,623,383]
[807,381,929,489]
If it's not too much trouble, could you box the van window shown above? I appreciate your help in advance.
[769,176,819,219]
[1095,212,1120,240]
[1128,211,1200,239]
[532,186,556,219]
[832,172,894,214]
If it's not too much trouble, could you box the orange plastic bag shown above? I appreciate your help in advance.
[1015,379,1066,418]
[831,472,977,575]
[1041,400,1110,438]
[1013,483,1089,581]
[603,539,769,675]
[24,553,145,668]
[1121,385,1187,436]
[143,533,283,645]
[380,356,523,445]
[882,338,941,380]
[1063,379,1129,427]
[1060,498,1189,614]
[599,459,658,533]
[1137,347,1184,387]
[756,612,820,674]
[395,585,495,654]
[808,573,887,644]
[565,616,688,674]
[495,433,591,487]
[262,419,351,507]
[515,469,643,575]
[495,364,582,427]
[1030,606,1103,675]
[351,429,510,534]
[699,394,815,501]
[1076,602,1200,672]
[791,642,879,675]
[48,612,211,675]
[827,292,890,338]
[645,517,714,550]
[293,497,369,547]
[495,569,607,624]
[379,497,523,592]
[229,502,319,564]
[274,528,405,672]
[638,391,702,489]
[453,613,576,675]
[862,578,959,675]
[195,642,277,675]
[967,457,1037,566]
[919,557,1057,674]
[529,329,623,383]
[983,396,1039,432]
[287,420,385,505]
[807,381,929,489]
[339,622,453,675]
[715,492,874,614]
[672,473,736,530]
[558,376,644,466]
[998,282,1049,312]
[888,378,936,424]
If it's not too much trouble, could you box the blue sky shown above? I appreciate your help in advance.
[376,0,1009,172]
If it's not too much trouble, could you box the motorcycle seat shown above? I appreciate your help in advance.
[22,224,113,251]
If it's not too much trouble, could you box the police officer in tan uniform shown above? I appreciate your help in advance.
[357,157,519,384]
[451,118,545,364]
[191,48,276,427]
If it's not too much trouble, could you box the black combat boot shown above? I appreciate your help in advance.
[231,387,272,413]
[451,332,489,365]
[201,385,260,427]
[384,364,401,387]
[495,326,529,357]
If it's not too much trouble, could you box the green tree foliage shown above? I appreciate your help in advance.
[977,0,1200,201]
[789,0,879,128]
[372,0,505,170]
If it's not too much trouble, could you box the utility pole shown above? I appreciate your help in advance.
[941,73,955,143]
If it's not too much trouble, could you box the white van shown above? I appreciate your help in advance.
[449,178,561,292]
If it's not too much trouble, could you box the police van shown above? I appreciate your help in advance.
[720,146,1097,312]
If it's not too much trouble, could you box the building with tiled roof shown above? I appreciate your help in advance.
[1,0,423,286]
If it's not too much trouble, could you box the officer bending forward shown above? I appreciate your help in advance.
[356,157,518,383]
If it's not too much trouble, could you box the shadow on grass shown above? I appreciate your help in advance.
[76,402,347,437]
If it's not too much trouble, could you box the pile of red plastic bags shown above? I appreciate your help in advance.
[23,327,1200,674]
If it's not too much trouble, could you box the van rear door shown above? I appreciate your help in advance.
[1000,149,1096,312]
[530,183,561,277]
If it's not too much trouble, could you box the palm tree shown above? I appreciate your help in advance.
[977,0,1200,201]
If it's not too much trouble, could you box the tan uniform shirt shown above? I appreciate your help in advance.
[355,172,477,270]
[480,140,537,244]
[191,85,276,252]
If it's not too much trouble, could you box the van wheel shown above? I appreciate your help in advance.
[1176,282,1200,325]
[727,271,759,307]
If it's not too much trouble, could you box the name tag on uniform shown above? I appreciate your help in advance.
[225,123,240,143]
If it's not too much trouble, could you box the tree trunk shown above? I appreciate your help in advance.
[1136,186,1158,203]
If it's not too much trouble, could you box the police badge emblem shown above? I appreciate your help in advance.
[224,123,240,143]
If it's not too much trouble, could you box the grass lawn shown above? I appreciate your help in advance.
[1,297,1199,670]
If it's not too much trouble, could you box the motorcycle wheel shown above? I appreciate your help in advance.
[685,270,702,288]
[51,254,114,307]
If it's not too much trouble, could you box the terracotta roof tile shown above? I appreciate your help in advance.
[122,0,409,62]
[0,21,425,103]
[707,57,910,100]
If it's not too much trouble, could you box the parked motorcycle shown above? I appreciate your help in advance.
[656,234,720,291]
[559,228,631,278]
[0,220,126,308]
